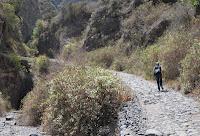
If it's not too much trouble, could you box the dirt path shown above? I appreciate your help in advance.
[0,111,48,136]
[117,72,200,136]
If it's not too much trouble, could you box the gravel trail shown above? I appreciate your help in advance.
[0,111,47,136]
[117,72,200,136]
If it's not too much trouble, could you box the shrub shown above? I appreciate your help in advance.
[9,53,22,70]
[21,81,48,126]
[140,45,160,79]
[0,3,20,30]
[32,20,46,39]
[180,42,200,93]
[87,47,116,68]
[62,42,79,60]
[126,48,144,75]
[111,57,127,71]
[159,32,193,80]
[35,55,50,74]
[42,67,124,135]
[22,66,126,135]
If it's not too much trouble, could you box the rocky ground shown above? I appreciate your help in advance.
[0,111,48,136]
[117,72,200,136]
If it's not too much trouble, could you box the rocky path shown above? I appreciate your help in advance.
[117,72,200,136]
[0,111,47,136]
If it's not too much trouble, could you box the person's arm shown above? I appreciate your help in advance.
[160,66,162,73]
[153,66,156,77]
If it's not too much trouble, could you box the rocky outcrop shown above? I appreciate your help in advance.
[83,1,121,51]
[0,54,33,109]
[143,19,170,46]
[36,2,93,56]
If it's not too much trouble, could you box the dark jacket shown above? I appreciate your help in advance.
[154,64,162,76]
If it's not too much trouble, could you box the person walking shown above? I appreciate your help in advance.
[153,62,164,91]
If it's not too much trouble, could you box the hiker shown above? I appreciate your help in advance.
[153,62,164,91]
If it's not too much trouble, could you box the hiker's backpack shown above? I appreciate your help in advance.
[154,66,161,75]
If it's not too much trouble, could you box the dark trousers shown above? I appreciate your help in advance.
[155,73,163,91]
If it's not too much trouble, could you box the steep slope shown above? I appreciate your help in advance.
[0,2,33,109]
[83,0,194,52]
[19,0,56,42]
[35,1,97,56]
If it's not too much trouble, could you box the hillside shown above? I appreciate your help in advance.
[0,0,200,135]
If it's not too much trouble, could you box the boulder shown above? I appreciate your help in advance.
[5,115,14,121]
[145,129,163,136]
[143,19,170,46]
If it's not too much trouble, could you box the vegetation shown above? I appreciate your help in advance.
[181,0,200,6]
[180,42,200,94]
[0,2,20,30]
[35,55,50,74]
[87,47,116,68]
[0,93,10,116]
[82,29,199,94]
[22,66,129,135]
[9,53,23,70]
[32,20,46,39]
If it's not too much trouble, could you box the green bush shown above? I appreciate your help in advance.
[9,53,22,70]
[62,42,79,60]
[126,48,144,75]
[140,45,160,79]
[0,3,20,30]
[22,66,126,135]
[181,0,199,6]
[87,47,116,68]
[159,32,193,80]
[180,42,200,93]
[32,20,46,39]
[8,0,22,13]
[35,55,49,74]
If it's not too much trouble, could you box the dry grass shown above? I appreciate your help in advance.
[22,66,132,135]
[0,94,10,116]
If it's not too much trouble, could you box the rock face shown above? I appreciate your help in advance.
[0,54,33,109]
[19,0,41,42]
[19,0,56,42]
[36,1,94,56]
[143,19,170,46]
[83,1,121,51]
[82,0,194,52]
